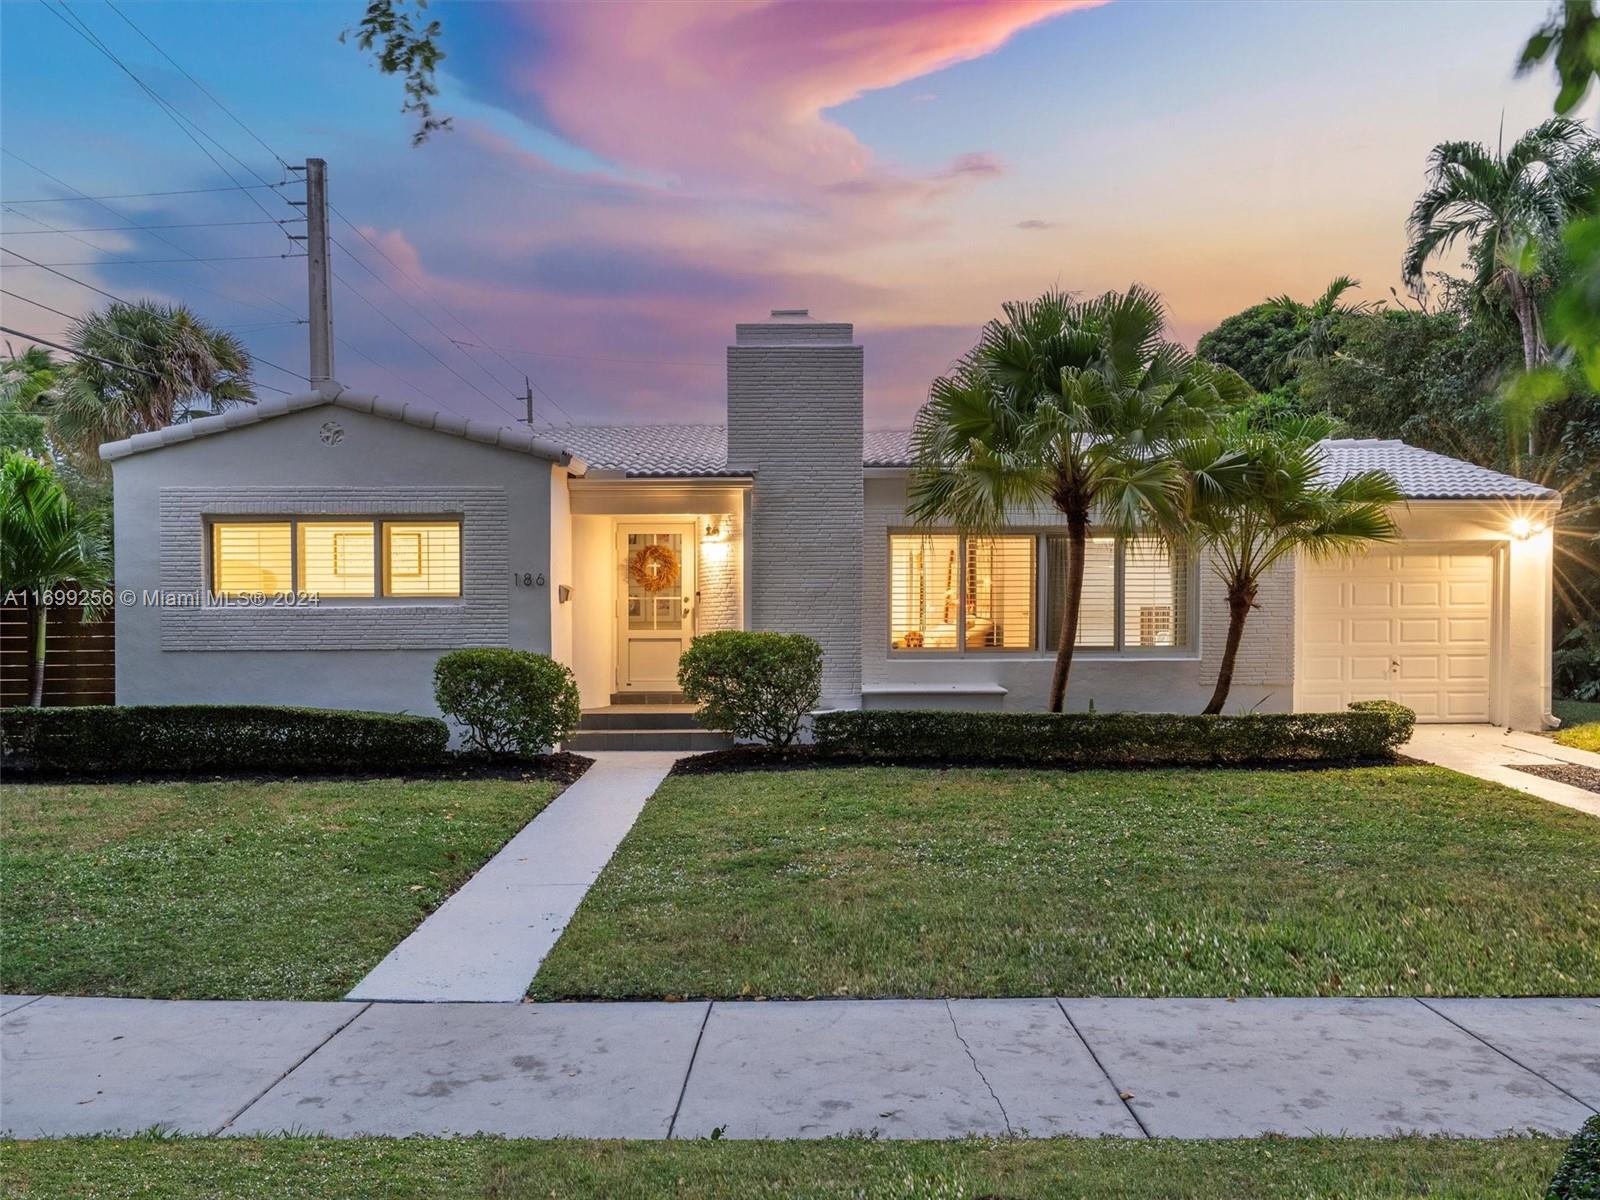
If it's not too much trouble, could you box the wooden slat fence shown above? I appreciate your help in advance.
[0,603,115,708]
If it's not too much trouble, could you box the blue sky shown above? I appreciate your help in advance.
[0,0,1575,427]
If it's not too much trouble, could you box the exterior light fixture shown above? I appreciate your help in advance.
[1509,516,1546,540]
[703,515,723,540]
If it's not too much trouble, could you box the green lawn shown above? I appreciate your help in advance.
[1554,698,1600,752]
[531,765,1600,1000]
[1,777,558,1000]
[0,1135,1568,1199]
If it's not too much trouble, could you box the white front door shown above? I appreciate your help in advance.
[1298,546,1495,721]
[616,523,695,693]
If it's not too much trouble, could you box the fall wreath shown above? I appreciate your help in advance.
[629,542,681,593]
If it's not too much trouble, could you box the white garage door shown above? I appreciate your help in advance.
[1298,547,1494,722]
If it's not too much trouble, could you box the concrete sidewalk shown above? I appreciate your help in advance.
[348,752,680,1002]
[3,995,1595,1140]
[1404,725,1600,817]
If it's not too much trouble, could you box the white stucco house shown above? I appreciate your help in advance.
[101,308,1563,732]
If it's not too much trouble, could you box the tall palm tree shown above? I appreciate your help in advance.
[908,286,1251,711]
[48,301,255,470]
[0,451,111,705]
[1403,117,1600,370]
[1177,411,1402,715]
[1262,276,1375,381]
[1,344,58,456]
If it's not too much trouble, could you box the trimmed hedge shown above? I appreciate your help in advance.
[811,701,1415,766]
[1547,1114,1600,1200]
[0,704,450,778]
[433,648,581,756]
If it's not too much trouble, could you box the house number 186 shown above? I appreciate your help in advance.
[514,572,545,587]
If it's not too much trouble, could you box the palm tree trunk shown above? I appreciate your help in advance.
[28,604,48,707]
[1202,580,1256,716]
[1507,273,1545,373]
[1048,511,1088,713]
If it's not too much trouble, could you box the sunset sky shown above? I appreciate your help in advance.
[0,0,1571,428]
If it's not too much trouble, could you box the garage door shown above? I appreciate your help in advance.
[1298,547,1494,721]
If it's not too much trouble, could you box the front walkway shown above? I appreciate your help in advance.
[348,751,682,1002]
[2,994,1595,1140]
[1404,724,1600,817]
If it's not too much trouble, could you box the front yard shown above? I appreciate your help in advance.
[532,765,1600,1000]
[1555,698,1600,752]
[1,777,559,1000]
[0,1134,1568,1200]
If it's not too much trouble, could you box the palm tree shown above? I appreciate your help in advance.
[47,301,255,470]
[1262,276,1375,381]
[1,344,58,456]
[1403,117,1600,370]
[1177,411,1402,715]
[908,286,1251,711]
[0,451,111,705]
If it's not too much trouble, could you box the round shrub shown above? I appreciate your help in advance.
[433,648,581,757]
[677,630,822,748]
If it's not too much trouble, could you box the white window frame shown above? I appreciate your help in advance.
[887,529,1196,658]
[205,515,463,604]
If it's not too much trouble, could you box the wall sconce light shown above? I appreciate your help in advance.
[703,514,732,541]
[1509,516,1547,540]
[703,515,722,540]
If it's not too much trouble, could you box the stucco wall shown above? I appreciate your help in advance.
[111,404,555,717]
[727,312,863,706]
[861,473,1295,715]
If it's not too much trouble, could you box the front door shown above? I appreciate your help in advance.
[616,523,695,693]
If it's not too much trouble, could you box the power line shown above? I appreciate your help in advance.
[20,253,306,267]
[0,246,308,388]
[2,219,295,235]
[1,324,160,377]
[446,339,722,370]
[2,153,306,323]
[0,182,292,204]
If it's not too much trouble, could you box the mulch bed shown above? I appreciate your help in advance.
[1,752,594,787]
[1511,762,1600,794]
[670,744,1414,776]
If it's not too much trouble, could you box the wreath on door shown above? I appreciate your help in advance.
[629,543,681,593]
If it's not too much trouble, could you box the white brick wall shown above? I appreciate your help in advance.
[158,486,510,651]
[727,312,863,705]
[695,509,741,635]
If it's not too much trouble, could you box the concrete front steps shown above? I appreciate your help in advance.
[565,699,732,752]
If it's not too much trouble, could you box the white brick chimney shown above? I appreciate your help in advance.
[727,309,863,706]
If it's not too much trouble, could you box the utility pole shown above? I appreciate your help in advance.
[521,376,534,426]
[298,158,335,387]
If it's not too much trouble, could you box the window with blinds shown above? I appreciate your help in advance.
[211,522,292,596]
[298,522,376,597]
[889,534,960,649]
[965,537,1035,650]
[1045,535,1116,649]
[384,522,462,597]
[1123,539,1188,648]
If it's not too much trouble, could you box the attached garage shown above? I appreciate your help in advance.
[1291,441,1561,731]
[1298,547,1494,721]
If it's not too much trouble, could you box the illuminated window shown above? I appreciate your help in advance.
[211,522,292,596]
[964,537,1035,650]
[298,522,375,597]
[890,534,960,649]
[893,531,1191,655]
[384,522,461,597]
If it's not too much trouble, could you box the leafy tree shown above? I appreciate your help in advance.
[47,301,254,473]
[1177,411,1402,714]
[1195,303,1304,393]
[1262,276,1376,379]
[1519,0,1600,116]
[344,0,452,147]
[0,452,111,706]
[1402,118,1600,369]
[0,344,56,457]
[909,286,1250,711]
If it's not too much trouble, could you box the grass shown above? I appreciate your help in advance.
[0,1135,1569,1199]
[1,777,558,1000]
[1554,698,1600,752]
[531,765,1600,1000]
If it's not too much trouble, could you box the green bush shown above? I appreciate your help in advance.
[811,701,1415,767]
[0,704,449,778]
[677,630,823,748]
[1548,1114,1600,1200]
[433,648,581,756]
